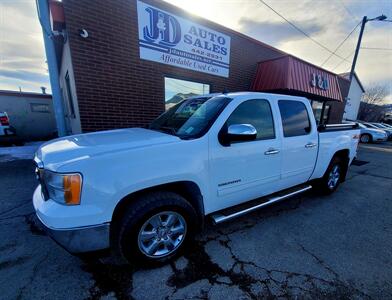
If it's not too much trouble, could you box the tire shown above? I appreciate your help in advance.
[317,156,343,195]
[360,134,371,143]
[112,191,198,266]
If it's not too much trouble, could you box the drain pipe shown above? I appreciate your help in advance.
[36,0,67,137]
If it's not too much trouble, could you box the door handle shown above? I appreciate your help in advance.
[305,143,317,148]
[264,148,280,155]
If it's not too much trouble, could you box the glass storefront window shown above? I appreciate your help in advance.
[311,100,323,125]
[310,100,330,125]
[164,77,210,110]
[322,104,330,124]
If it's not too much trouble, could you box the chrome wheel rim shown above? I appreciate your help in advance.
[137,211,187,258]
[361,135,369,143]
[327,165,340,189]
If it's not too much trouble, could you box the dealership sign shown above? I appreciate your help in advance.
[137,1,231,77]
[310,73,329,90]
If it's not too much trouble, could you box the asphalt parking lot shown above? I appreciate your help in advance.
[0,142,391,299]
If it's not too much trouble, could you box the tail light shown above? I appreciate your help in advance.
[0,115,9,126]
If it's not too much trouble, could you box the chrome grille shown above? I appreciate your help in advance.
[34,160,49,201]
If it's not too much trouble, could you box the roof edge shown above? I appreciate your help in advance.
[0,90,52,99]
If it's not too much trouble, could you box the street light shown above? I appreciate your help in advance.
[349,14,388,82]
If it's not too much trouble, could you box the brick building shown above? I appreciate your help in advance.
[48,0,350,134]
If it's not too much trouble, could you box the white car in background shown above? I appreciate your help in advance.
[369,123,392,140]
[357,122,388,143]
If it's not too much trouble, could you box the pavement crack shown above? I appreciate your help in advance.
[0,212,34,222]
[297,242,340,280]
[0,200,32,216]
[16,253,49,300]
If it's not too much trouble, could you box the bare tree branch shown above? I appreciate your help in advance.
[358,83,389,121]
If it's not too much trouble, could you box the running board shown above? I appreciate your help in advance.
[211,185,312,224]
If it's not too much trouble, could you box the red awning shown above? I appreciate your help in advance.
[251,55,343,102]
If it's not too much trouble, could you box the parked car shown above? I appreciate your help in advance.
[381,123,392,130]
[357,122,388,143]
[369,123,392,139]
[33,92,360,264]
[0,112,23,146]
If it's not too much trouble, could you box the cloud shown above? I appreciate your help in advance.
[0,0,49,93]
[238,18,324,46]
[0,70,49,84]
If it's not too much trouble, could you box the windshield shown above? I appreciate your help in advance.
[358,123,366,129]
[365,123,378,129]
[150,96,230,139]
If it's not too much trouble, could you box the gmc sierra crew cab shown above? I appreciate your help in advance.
[33,92,360,264]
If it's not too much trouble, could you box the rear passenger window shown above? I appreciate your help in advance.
[226,99,275,141]
[278,100,311,137]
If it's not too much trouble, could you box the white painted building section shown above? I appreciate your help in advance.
[342,72,365,121]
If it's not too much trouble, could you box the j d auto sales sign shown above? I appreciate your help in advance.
[137,0,231,77]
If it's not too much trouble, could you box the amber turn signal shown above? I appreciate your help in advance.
[63,174,82,205]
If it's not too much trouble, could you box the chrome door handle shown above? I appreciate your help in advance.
[264,148,280,155]
[305,143,317,148]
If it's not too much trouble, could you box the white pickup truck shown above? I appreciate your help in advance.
[33,92,360,264]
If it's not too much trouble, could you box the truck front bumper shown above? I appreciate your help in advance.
[36,215,110,253]
[33,186,110,253]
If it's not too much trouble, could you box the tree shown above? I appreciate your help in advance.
[358,84,389,121]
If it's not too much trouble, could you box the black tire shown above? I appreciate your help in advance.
[112,191,198,266]
[360,134,372,143]
[317,156,343,195]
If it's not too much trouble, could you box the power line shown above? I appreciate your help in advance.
[361,47,392,51]
[320,21,361,67]
[337,0,360,23]
[257,0,352,64]
[331,50,355,71]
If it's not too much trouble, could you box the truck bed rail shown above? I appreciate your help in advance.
[318,122,359,132]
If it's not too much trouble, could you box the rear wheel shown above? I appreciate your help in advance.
[360,134,371,143]
[317,156,343,194]
[112,191,197,265]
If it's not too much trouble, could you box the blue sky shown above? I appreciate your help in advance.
[0,0,391,101]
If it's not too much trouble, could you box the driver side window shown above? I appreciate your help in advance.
[226,99,275,141]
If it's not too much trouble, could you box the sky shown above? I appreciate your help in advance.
[0,0,391,101]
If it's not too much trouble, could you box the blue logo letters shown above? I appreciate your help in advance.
[143,7,181,47]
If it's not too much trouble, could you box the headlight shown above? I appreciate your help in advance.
[43,171,82,205]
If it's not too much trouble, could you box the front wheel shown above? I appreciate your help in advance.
[360,134,371,143]
[112,191,197,265]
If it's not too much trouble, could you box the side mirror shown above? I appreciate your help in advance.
[219,124,257,146]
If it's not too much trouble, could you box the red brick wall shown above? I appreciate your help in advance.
[62,0,346,132]
[62,0,286,132]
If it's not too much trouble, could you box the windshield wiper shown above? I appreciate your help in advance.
[156,126,177,136]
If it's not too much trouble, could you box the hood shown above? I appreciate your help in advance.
[36,128,179,170]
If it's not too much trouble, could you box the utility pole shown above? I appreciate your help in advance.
[349,16,367,83]
[36,0,67,137]
[349,14,387,83]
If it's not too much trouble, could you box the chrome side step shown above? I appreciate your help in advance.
[211,185,312,224]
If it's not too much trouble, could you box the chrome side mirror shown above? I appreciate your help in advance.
[219,124,257,146]
[228,124,257,136]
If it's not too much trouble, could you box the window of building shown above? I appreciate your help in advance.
[278,100,311,137]
[322,104,331,124]
[311,100,330,125]
[311,100,323,125]
[164,77,210,110]
[65,72,76,117]
[226,99,275,141]
[30,103,50,113]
